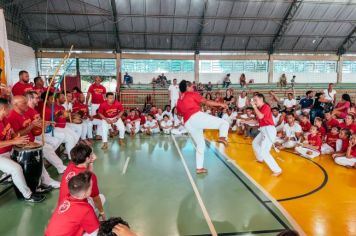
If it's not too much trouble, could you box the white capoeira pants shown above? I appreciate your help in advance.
[88,193,106,215]
[275,138,298,149]
[162,128,172,134]
[89,103,100,116]
[126,121,140,134]
[141,127,160,134]
[37,141,66,174]
[252,126,282,173]
[335,139,343,152]
[171,98,178,109]
[171,126,188,135]
[0,152,32,198]
[334,157,356,167]
[321,143,335,155]
[36,133,64,151]
[87,118,102,139]
[184,111,229,169]
[52,127,80,159]
[102,118,125,143]
[295,146,320,159]
[66,123,83,140]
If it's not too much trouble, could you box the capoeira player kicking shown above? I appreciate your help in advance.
[176,80,229,174]
[251,93,282,176]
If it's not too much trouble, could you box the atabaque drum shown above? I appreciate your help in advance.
[11,142,43,199]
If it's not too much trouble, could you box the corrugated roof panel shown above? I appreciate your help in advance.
[174,0,191,15]
[172,36,195,49]
[116,0,131,14]
[159,18,173,33]
[146,35,171,49]
[131,17,146,32]
[200,36,223,50]
[129,0,145,14]
[172,19,188,33]
[161,0,175,15]
[119,35,145,49]
[146,18,160,33]
[221,36,249,50]
[316,38,343,52]
[145,0,161,15]
[246,37,272,51]
[186,19,201,33]
[118,17,133,32]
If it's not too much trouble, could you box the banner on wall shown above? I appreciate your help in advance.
[0,9,11,86]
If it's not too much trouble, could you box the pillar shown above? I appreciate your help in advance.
[194,52,200,83]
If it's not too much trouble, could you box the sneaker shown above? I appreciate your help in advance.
[36,185,53,194]
[24,193,46,203]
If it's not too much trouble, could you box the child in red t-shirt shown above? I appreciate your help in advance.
[334,133,356,167]
[321,127,340,155]
[314,117,326,139]
[332,128,351,159]
[295,125,321,159]
[299,114,311,133]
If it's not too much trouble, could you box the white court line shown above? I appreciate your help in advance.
[171,135,218,236]
[122,157,131,175]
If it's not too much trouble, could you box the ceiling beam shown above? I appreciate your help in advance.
[337,25,356,55]
[28,29,355,39]
[195,0,208,52]
[22,10,112,16]
[268,0,303,54]
[70,0,111,15]
[110,0,121,52]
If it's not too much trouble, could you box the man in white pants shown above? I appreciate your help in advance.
[251,93,282,176]
[87,76,106,135]
[44,92,80,159]
[0,98,46,203]
[335,134,356,167]
[98,92,125,149]
[177,80,229,174]
[168,78,180,109]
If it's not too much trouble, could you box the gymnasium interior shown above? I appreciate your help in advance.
[0,0,356,236]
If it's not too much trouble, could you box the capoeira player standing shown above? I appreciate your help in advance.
[251,93,282,176]
[176,80,229,174]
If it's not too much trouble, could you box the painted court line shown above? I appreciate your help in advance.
[122,156,131,175]
[171,135,218,236]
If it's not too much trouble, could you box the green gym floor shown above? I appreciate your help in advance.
[0,134,300,236]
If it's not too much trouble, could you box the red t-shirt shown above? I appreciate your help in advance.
[7,110,35,142]
[45,196,99,236]
[335,101,350,114]
[98,101,123,118]
[33,85,46,95]
[58,163,100,204]
[24,107,43,136]
[44,104,67,128]
[140,115,146,125]
[126,115,140,122]
[0,118,14,154]
[258,104,274,127]
[308,134,322,151]
[176,91,202,122]
[325,118,339,131]
[72,102,89,118]
[351,145,356,158]
[88,84,106,104]
[340,138,349,152]
[317,126,326,138]
[326,133,339,149]
[12,82,33,96]
[300,120,311,132]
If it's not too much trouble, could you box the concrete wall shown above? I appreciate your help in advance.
[272,72,337,83]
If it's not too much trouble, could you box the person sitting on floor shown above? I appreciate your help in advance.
[58,144,106,220]
[155,108,164,123]
[222,108,237,131]
[275,113,302,150]
[299,114,312,134]
[98,217,137,236]
[314,117,326,138]
[334,133,356,168]
[45,172,100,236]
[321,127,340,155]
[324,111,339,132]
[141,114,160,135]
[160,114,173,134]
[272,107,285,132]
[125,109,141,136]
[171,107,187,135]
[332,128,351,160]
[295,125,321,159]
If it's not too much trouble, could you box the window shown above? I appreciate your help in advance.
[79,59,116,76]
[121,59,194,73]
[199,60,268,73]
[342,61,356,73]
[274,60,337,73]
[37,58,76,76]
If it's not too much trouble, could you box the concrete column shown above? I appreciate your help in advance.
[268,56,273,83]
[337,56,342,84]
[194,52,200,83]
[116,52,121,96]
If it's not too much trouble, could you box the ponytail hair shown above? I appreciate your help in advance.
[179,80,192,93]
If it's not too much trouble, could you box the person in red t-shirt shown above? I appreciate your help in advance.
[251,93,282,176]
[177,80,229,174]
[340,114,356,134]
[44,92,80,159]
[299,114,311,133]
[314,117,326,138]
[0,98,46,203]
[8,96,61,188]
[73,93,102,143]
[45,172,100,236]
[321,127,340,155]
[87,76,106,117]
[32,76,47,96]
[334,133,356,167]
[98,92,125,149]
[295,125,321,159]
[11,70,33,96]
[324,111,339,132]
[332,94,352,119]
[58,144,106,220]
[333,128,352,159]
[125,109,141,136]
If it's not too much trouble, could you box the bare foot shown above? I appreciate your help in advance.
[255,159,264,163]
[196,168,208,174]
[272,172,282,177]
[217,137,228,146]
[101,143,108,150]
[118,139,124,145]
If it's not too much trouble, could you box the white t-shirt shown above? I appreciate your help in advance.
[237,96,247,109]
[155,113,164,121]
[283,99,297,108]
[272,113,281,126]
[161,120,173,129]
[168,84,180,99]
[283,123,302,138]
[62,102,73,112]
[222,113,235,125]
[162,111,173,119]
[144,120,158,128]
[323,89,336,102]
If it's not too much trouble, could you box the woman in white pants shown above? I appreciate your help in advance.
[251,93,282,176]
[177,80,229,174]
[335,134,356,167]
